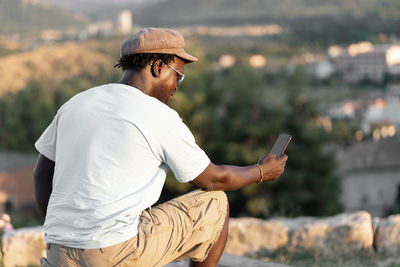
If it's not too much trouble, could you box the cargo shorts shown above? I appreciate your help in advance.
[41,190,228,267]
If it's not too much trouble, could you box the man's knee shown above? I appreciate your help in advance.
[209,190,228,206]
[201,190,229,215]
[215,191,229,223]
[204,190,229,225]
[170,189,229,225]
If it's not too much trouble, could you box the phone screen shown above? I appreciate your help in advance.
[269,133,292,157]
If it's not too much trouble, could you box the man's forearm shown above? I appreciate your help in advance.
[207,164,260,191]
[191,154,287,191]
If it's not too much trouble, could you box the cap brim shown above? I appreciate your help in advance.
[122,46,198,63]
[176,51,198,63]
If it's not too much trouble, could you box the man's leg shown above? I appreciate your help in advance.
[190,201,229,267]
[128,190,228,266]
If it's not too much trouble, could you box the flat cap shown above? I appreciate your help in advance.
[120,27,198,63]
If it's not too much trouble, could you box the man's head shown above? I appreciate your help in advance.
[115,27,197,70]
[115,28,197,104]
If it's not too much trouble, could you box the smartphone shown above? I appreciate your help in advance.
[269,133,292,158]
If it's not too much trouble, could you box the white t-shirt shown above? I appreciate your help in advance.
[35,83,210,249]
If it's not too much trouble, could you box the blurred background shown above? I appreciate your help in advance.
[1,0,400,231]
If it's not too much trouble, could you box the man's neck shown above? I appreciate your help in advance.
[119,69,135,85]
[119,69,152,96]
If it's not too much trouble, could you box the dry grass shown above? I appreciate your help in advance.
[0,42,113,95]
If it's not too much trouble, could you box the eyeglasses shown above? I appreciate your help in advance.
[166,64,185,86]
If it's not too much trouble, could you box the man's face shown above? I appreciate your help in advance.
[152,57,185,104]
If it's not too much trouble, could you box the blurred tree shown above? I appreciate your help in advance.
[0,68,118,151]
[0,80,56,150]
[264,72,341,217]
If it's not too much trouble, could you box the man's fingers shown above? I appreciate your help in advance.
[280,154,288,161]
[266,154,272,160]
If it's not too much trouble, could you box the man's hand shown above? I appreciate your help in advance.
[258,154,288,182]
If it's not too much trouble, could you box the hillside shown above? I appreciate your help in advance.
[41,0,150,21]
[36,0,400,28]
[129,0,400,26]
[126,0,400,45]
[0,42,115,94]
[2,0,400,44]
[0,0,87,36]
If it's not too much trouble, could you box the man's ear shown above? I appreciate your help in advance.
[151,60,163,77]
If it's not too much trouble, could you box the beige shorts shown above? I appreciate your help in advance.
[41,190,228,267]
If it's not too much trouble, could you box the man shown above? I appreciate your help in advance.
[34,27,288,267]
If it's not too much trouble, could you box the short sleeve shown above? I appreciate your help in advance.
[34,115,58,161]
[162,120,210,183]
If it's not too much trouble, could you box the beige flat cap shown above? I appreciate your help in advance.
[120,27,198,63]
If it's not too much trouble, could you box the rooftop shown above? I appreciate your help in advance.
[0,150,37,173]
[338,134,400,174]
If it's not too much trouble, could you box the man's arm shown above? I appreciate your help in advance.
[33,153,55,220]
[190,154,288,191]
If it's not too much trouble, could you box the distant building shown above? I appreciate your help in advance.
[117,10,132,35]
[327,100,362,120]
[79,24,99,40]
[338,135,400,216]
[177,24,282,37]
[0,151,37,214]
[79,20,114,40]
[331,43,400,83]
[361,96,400,134]
[98,21,114,37]
[305,60,335,80]
[40,29,62,44]
[388,84,400,97]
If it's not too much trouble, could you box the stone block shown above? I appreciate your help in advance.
[374,214,400,255]
[225,217,289,256]
[1,226,45,267]
[290,211,374,255]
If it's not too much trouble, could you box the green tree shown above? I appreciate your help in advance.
[0,81,56,150]
[0,68,118,151]
[265,91,341,217]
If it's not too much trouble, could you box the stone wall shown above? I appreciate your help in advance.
[1,211,400,267]
[225,211,400,257]
[1,226,45,267]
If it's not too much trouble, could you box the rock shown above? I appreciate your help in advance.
[225,217,289,256]
[290,211,373,255]
[1,226,45,267]
[372,216,380,234]
[372,216,380,250]
[374,214,400,255]
[271,216,316,239]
